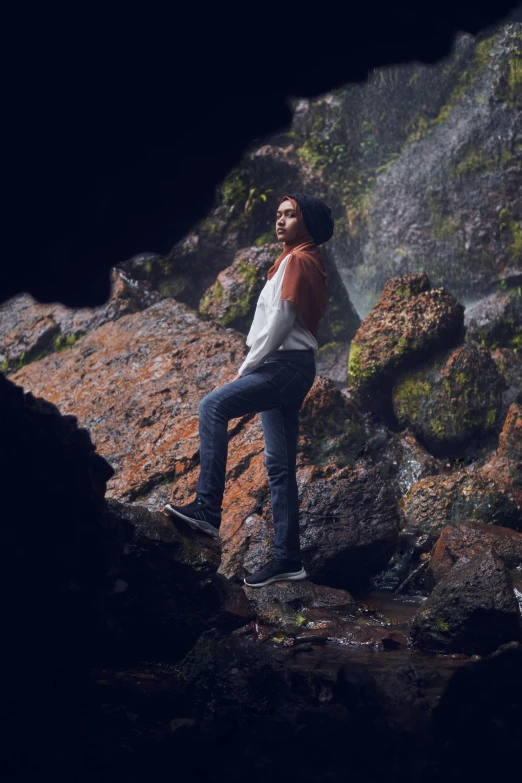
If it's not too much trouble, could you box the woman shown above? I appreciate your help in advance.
[164,192,334,587]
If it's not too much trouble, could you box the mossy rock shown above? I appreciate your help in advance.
[347,273,465,422]
[392,341,504,457]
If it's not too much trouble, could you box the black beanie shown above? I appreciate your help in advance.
[288,192,334,246]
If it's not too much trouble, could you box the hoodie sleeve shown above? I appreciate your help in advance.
[237,298,296,377]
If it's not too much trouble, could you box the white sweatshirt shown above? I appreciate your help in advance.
[238,253,319,377]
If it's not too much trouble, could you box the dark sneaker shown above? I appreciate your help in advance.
[163,497,221,539]
[244,558,307,587]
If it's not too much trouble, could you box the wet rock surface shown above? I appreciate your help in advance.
[481,400,522,501]
[295,466,400,590]
[465,285,522,352]
[0,268,162,375]
[347,25,522,309]
[8,297,244,507]
[347,273,465,421]
[402,403,522,537]
[426,520,522,587]
[410,547,522,655]
[392,340,505,457]
[402,470,522,537]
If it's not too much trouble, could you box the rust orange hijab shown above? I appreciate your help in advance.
[267,195,328,339]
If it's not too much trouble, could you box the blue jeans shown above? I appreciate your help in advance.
[196,349,316,562]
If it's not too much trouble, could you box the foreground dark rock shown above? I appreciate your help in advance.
[3,362,521,782]
[92,621,522,783]
[101,498,252,660]
[425,645,522,782]
[409,547,522,655]
[1,372,116,782]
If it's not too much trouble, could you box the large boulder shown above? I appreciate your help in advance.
[426,520,522,588]
[392,340,505,457]
[409,547,522,655]
[0,267,162,375]
[296,466,400,591]
[101,498,251,660]
[402,470,522,538]
[402,403,522,536]
[347,272,465,421]
[481,401,522,498]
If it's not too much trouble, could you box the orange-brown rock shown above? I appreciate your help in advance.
[8,298,250,509]
[481,402,522,501]
[347,273,465,421]
[426,520,522,587]
[0,268,161,374]
[402,405,522,536]
[402,469,521,537]
[9,297,386,583]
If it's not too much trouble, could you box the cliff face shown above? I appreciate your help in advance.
[280,25,521,316]
[112,23,521,369]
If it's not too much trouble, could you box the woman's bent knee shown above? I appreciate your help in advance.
[198,394,213,412]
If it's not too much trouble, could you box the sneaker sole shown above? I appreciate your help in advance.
[163,504,220,539]
[244,568,307,587]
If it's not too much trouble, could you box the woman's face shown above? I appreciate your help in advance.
[276,200,300,243]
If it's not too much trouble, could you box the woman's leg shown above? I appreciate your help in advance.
[260,404,301,562]
[195,369,280,514]
[196,352,314,558]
